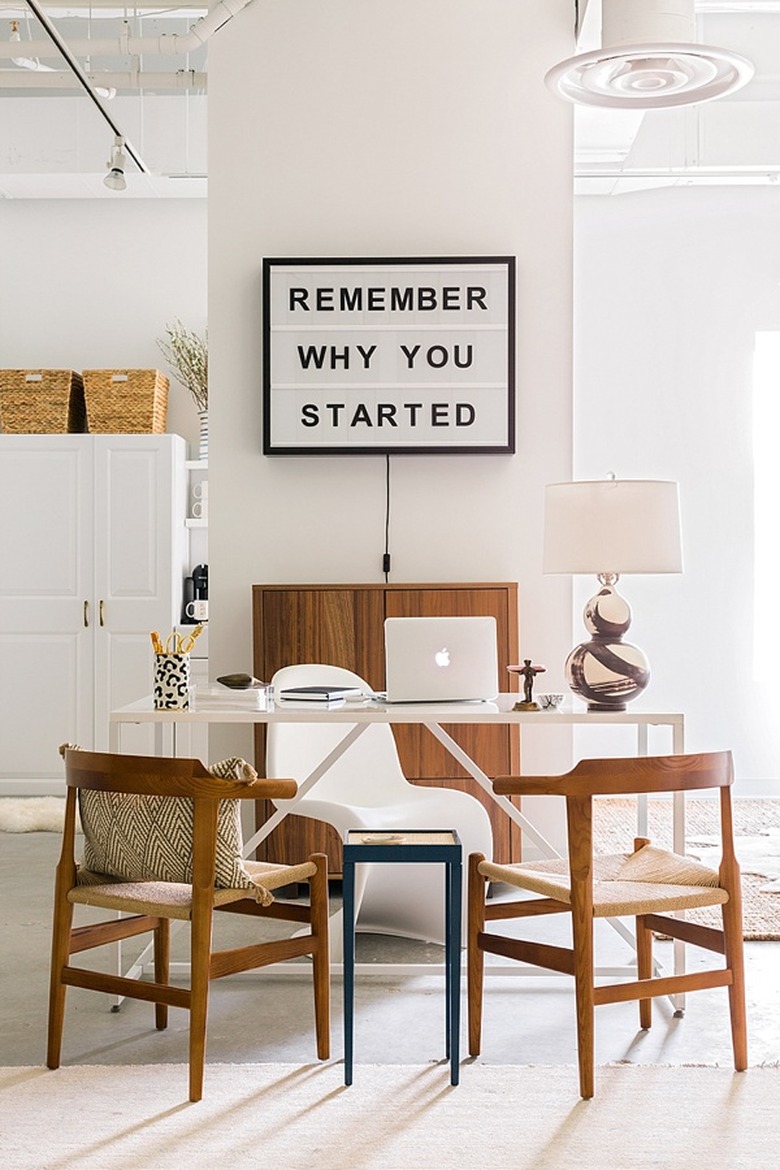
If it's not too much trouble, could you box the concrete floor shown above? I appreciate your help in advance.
[3,830,778,1073]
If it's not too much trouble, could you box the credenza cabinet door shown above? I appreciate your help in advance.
[0,435,187,789]
[255,587,385,688]
[252,582,520,866]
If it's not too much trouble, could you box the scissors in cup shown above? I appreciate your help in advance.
[178,624,205,653]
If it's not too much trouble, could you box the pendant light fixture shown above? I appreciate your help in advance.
[546,0,753,109]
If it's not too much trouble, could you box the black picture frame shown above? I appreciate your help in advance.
[262,255,516,456]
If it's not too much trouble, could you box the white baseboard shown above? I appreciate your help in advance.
[736,779,780,797]
[0,778,65,797]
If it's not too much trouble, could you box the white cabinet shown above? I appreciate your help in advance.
[0,434,187,792]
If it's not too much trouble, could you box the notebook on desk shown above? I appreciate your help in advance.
[383,616,499,703]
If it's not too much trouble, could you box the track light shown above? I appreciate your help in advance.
[104,134,126,191]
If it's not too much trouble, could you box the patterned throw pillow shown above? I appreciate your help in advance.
[60,747,260,890]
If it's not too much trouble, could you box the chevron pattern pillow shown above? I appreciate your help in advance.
[73,754,259,890]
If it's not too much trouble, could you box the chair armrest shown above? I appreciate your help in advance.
[240,778,298,801]
[493,752,733,798]
[492,775,565,797]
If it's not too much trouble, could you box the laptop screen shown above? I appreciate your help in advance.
[384,616,499,703]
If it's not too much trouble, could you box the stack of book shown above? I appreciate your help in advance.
[276,685,365,703]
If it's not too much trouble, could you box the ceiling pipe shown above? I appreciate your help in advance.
[0,69,206,91]
[11,18,118,95]
[10,18,53,69]
[0,0,254,60]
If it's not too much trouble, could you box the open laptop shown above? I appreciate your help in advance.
[383,616,499,703]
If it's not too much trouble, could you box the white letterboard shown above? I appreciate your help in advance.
[262,256,515,455]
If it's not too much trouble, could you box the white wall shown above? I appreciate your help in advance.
[575,187,780,791]
[0,199,207,450]
[207,0,576,793]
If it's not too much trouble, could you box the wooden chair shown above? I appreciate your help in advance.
[47,750,330,1101]
[467,751,747,1098]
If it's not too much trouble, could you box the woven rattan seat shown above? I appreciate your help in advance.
[479,847,729,916]
[69,858,320,919]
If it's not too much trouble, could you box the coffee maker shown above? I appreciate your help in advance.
[182,563,208,623]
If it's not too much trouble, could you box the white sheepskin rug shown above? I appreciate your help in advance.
[0,797,75,833]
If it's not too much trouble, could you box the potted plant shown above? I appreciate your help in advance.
[157,319,208,459]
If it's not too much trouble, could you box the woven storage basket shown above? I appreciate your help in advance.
[0,369,87,433]
[82,369,169,433]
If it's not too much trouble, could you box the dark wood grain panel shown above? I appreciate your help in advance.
[254,586,385,685]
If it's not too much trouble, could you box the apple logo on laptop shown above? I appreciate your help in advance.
[435,647,451,668]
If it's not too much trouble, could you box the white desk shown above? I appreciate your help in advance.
[108,693,686,990]
[109,693,684,856]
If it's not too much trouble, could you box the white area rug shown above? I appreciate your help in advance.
[0,797,77,834]
[1,1063,777,1170]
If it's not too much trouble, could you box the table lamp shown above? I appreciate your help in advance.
[543,477,683,711]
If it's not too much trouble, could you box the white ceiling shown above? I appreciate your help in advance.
[2,1,780,198]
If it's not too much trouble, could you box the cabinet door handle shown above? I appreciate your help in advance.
[83,600,89,628]
[99,600,105,627]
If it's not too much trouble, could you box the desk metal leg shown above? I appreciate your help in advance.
[424,722,559,857]
[243,723,370,858]
[343,859,356,1086]
[637,726,649,838]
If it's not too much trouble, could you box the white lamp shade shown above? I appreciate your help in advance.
[543,479,683,575]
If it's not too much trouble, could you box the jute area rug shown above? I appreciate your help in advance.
[594,797,780,940]
[1,1063,777,1170]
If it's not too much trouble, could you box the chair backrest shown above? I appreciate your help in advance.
[494,751,737,880]
[268,664,411,806]
[64,749,296,801]
[62,749,298,890]
[493,751,734,798]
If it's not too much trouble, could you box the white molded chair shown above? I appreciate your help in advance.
[268,663,493,944]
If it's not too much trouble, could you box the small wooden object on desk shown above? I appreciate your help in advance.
[509,659,546,711]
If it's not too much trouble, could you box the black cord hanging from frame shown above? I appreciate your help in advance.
[383,454,391,582]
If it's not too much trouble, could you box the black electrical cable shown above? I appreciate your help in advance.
[382,454,391,581]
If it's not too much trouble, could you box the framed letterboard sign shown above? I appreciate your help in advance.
[262,256,516,455]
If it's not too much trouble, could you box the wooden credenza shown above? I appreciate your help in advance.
[251,582,521,869]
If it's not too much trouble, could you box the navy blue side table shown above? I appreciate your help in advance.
[342,829,462,1086]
